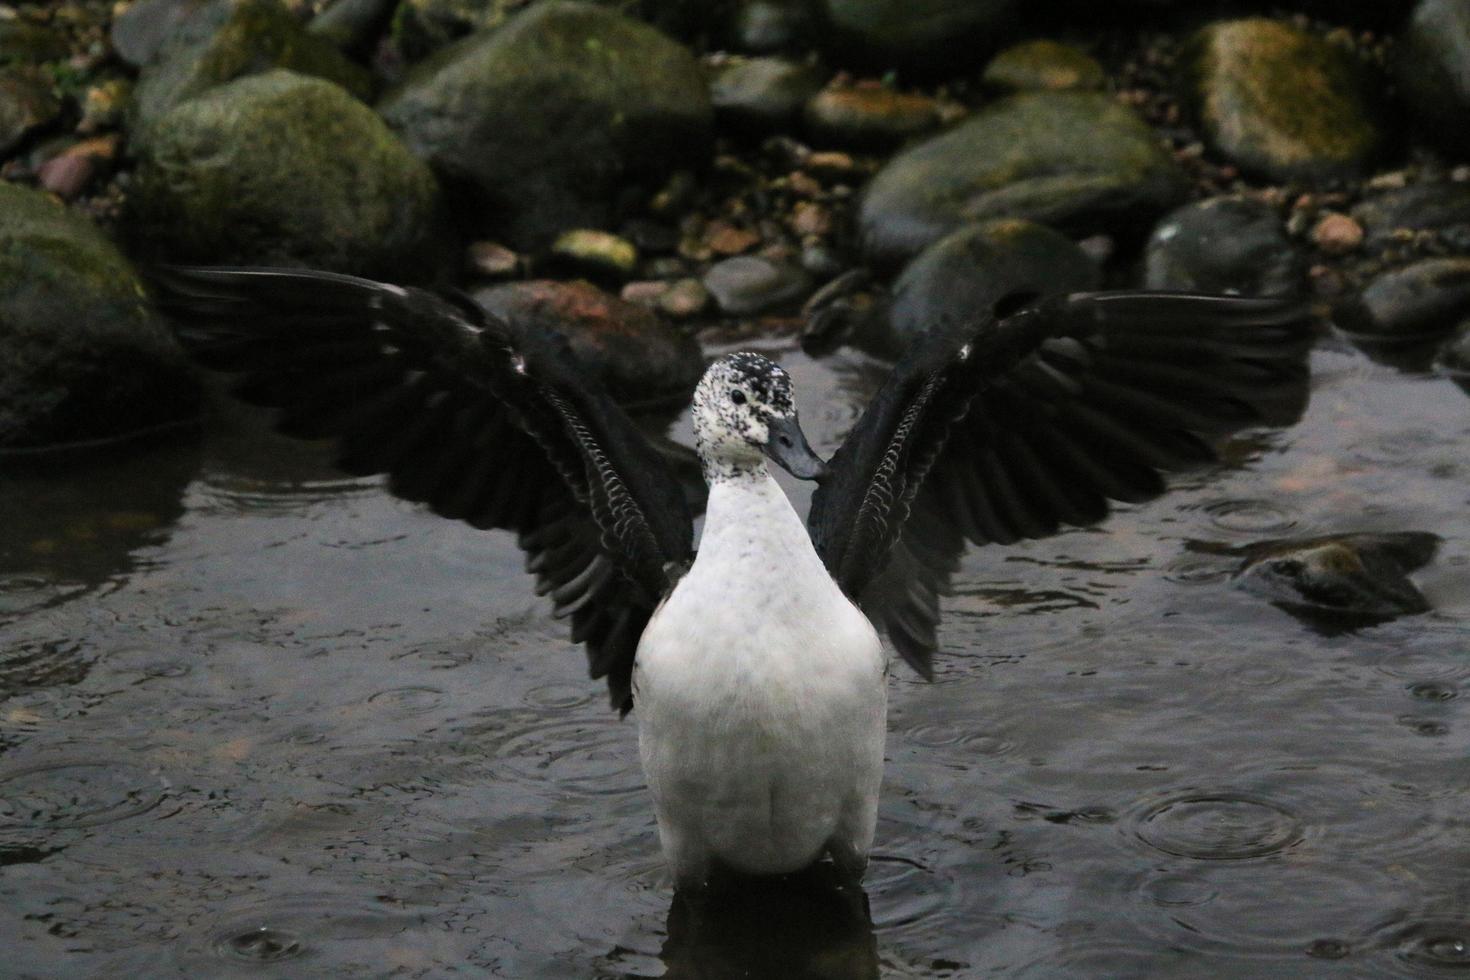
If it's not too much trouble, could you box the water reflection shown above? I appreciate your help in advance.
[661,866,878,980]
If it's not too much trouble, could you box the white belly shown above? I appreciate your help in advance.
[631,474,887,882]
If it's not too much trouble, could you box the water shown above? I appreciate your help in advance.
[1,338,1467,978]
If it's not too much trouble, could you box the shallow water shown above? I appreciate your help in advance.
[1,338,1467,978]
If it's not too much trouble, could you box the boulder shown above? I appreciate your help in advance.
[818,0,1018,71]
[127,70,448,280]
[1396,0,1470,156]
[0,184,199,450]
[378,1,712,251]
[858,91,1188,266]
[1335,257,1470,345]
[1145,195,1304,297]
[1182,18,1387,183]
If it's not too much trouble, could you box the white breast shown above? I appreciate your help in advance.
[632,473,887,884]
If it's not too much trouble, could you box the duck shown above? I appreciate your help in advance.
[158,266,1312,892]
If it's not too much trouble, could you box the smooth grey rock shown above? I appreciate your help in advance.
[1336,257,1470,343]
[818,0,1018,71]
[1351,183,1470,248]
[1396,0,1470,156]
[1145,196,1304,298]
[0,184,199,450]
[1183,18,1387,182]
[710,57,826,134]
[1234,532,1439,620]
[127,70,447,280]
[379,1,712,250]
[858,91,1188,266]
[704,255,813,314]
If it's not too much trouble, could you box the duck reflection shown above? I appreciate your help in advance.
[660,864,878,980]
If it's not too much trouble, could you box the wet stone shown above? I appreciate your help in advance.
[110,0,208,68]
[818,0,1019,71]
[1396,0,1470,156]
[728,0,813,53]
[859,91,1188,265]
[1183,18,1387,183]
[982,39,1105,93]
[1350,182,1470,249]
[466,240,520,279]
[1336,257,1470,345]
[471,280,704,406]
[1145,196,1304,298]
[703,255,814,316]
[1233,531,1440,621]
[549,229,640,281]
[658,277,710,319]
[709,57,827,135]
[803,85,943,151]
[1312,213,1363,256]
[1434,321,1470,389]
[0,68,60,157]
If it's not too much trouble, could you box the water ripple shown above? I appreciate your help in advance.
[0,759,166,829]
[1125,790,1305,861]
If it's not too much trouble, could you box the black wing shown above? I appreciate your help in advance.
[156,266,695,713]
[808,292,1314,677]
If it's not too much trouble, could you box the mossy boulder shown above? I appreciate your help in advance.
[0,184,199,450]
[131,0,373,140]
[127,70,448,279]
[378,1,712,251]
[818,0,1018,71]
[982,40,1105,93]
[858,91,1188,265]
[1183,18,1387,183]
[1396,0,1470,157]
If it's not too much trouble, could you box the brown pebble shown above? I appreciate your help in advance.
[658,278,709,319]
[790,200,831,238]
[804,151,857,178]
[37,153,95,199]
[620,280,670,306]
[785,170,822,197]
[1312,213,1364,255]
[705,222,761,255]
[467,241,520,278]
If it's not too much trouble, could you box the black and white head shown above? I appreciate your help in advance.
[692,353,826,482]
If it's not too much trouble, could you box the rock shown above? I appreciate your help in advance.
[110,0,208,68]
[803,84,942,150]
[1183,18,1387,183]
[1336,257,1470,347]
[309,0,399,55]
[0,183,200,450]
[78,79,133,134]
[379,1,712,251]
[37,136,119,200]
[389,0,518,60]
[982,39,1105,93]
[131,0,374,141]
[1396,0,1470,156]
[549,229,640,280]
[471,279,704,406]
[1311,212,1363,256]
[1351,182,1470,248]
[729,0,813,53]
[703,255,813,314]
[126,70,447,280]
[1234,532,1439,621]
[859,91,1188,266]
[466,239,520,278]
[1144,196,1304,297]
[818,0,1018,71]
[876,219,1098,357]
[0,67,60,156]
[0,19,69,65]
[709,56,826,134]
[659,277,710,318]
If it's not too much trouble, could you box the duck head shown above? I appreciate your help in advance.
[692,353,827,482]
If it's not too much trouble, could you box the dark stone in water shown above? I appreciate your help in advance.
[709,56,827,134]
[387,0,518,61]
[1145,195,1304,298]
[471,280,704,407]
[703,255,814,315]
[1396,0,1470,156]
[817,0,1018,72]
[1350,182,1470,248]
[109,0,207,68]
[858,91,1188,266]
[1336,258,1470,350]
[1182,18,1387,183]
[1233,531,1439,621]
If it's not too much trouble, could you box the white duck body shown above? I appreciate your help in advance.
[633,469,887,887]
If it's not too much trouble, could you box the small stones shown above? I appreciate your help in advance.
[704,222,762,256]
[36,137,118,200]
[1311,212,1363,256]
[803,84,943,150]
[1145,196,1305,297]
[728,0,813,54]
[549,230,639,281]
[703,255,814,315]
[1183,18,1387,182]
[982,40,1106,93]
[1233,532,1440,621]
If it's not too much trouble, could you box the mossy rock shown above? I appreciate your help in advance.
[127,70,449,280]
[818,0,1018,71]
[1183,18,1387,183]
[378,1,712,250]
[982,40,1105,93]
[858,91,1188,265]
[0,184,200,450]
[131,0,373,140]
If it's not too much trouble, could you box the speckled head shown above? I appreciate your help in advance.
[693,353,826,482]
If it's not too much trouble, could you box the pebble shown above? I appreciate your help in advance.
[705,223,762,256]
[658,277,710,319]
[466,240,520,279]
[982,39,1106,92]
[703,255,813,315]
[549,229,639,280]
[803,84,942,150]
[1336,256,1470,345]
[1311,212,1363,255]
[709,56,827,134]
[1350,182,1470,247]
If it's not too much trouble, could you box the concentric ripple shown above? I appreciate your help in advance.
[1369,913,1470,976]
[1195,498,1300,535]
[485,716,644,797]
[1126,791,1304,861]
[0,760,166,829]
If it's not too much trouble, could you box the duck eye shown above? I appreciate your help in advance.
[730,390,746,405]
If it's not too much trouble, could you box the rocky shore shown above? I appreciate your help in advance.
[2,0,1468,453]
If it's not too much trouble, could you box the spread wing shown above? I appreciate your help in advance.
[808,292,1314,677]
[156,266,695,713]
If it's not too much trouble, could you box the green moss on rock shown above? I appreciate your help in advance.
[982,40,1105,93]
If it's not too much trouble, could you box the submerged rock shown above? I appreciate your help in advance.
[127,70,447,280]
[858,91,1188,265]
[1336,258,1470,346]
[1183,18,1386,183]
[818,0,1018,71]
[379,1,712,251]
[982,39,1105,93]
[130,0,373,139]
[0,184,199,450]
[1145,196,1304,298]
[471,280,704,406]
[1396,0,1470,156]
[1233,532,1439,621]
